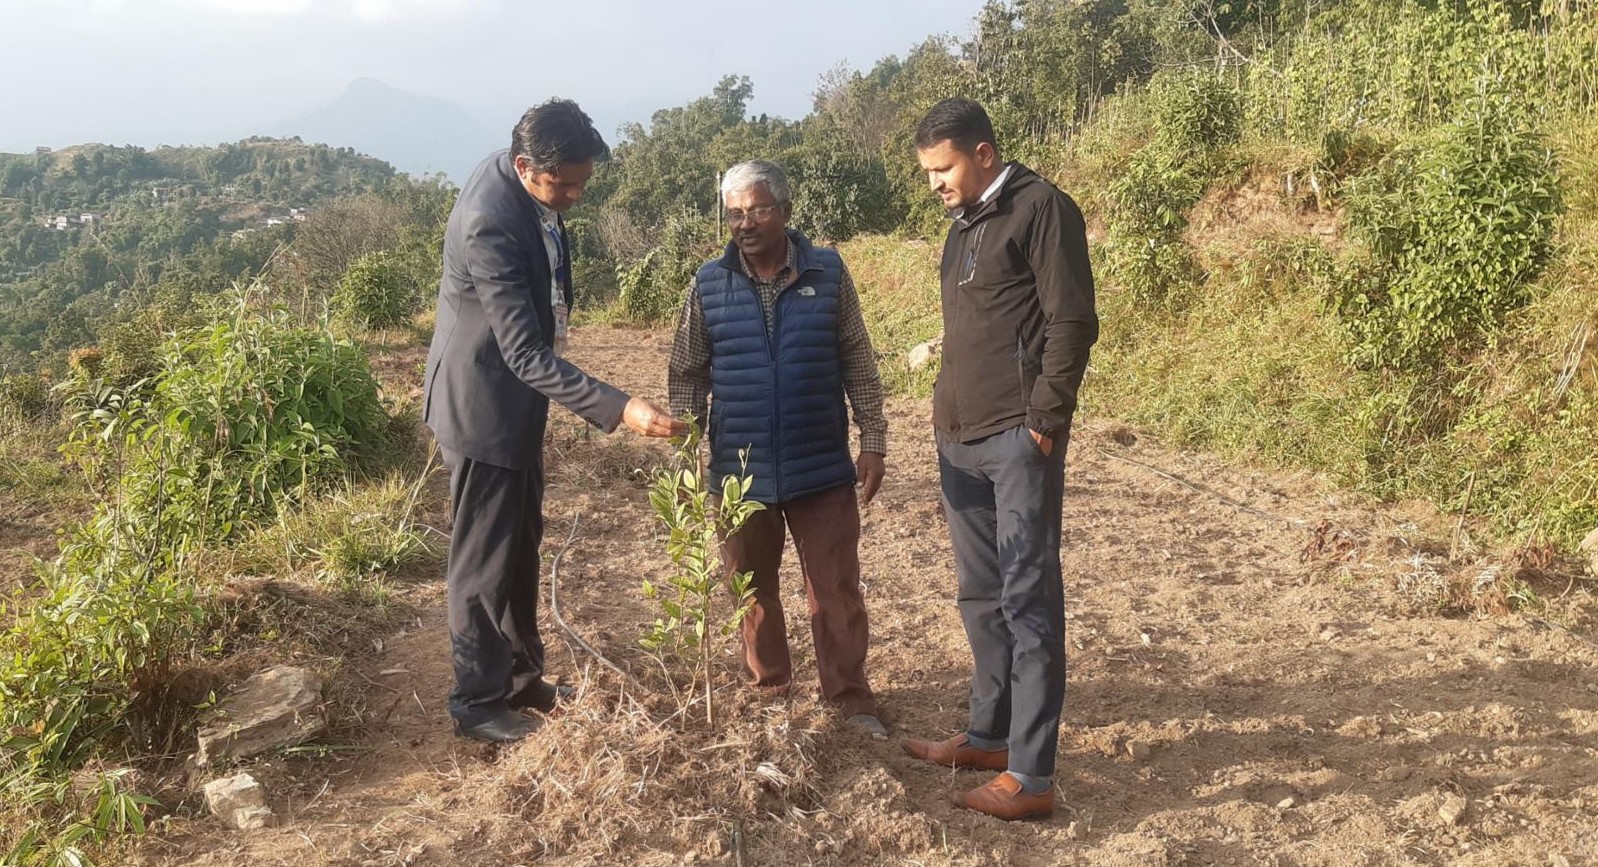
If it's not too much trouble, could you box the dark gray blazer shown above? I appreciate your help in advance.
[423,150,628,470]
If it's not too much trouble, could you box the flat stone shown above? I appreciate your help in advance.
[195,665,325,767]
[907,335,943,371]
[1376,766,1413,783]
[203,772,273,830]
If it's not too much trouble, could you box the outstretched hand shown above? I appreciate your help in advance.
[623,398,688,438]
[857,451,885,507]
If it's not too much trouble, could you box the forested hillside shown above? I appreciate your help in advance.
[0,138,434,371]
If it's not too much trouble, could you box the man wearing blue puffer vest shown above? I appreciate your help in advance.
[668,160,889,739]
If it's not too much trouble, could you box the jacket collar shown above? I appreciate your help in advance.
[954,161,1034,229]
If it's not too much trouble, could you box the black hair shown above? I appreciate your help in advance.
[511,98,610,174]
[913,97,999,157]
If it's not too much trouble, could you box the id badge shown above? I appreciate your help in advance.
[553,298,570,356]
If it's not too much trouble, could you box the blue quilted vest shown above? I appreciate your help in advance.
[699,232,856,504]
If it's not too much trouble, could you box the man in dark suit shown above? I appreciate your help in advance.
[424,98,683,743]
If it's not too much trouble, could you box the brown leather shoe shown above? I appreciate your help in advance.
[902,733,1008,771]
[957,773,1055,820]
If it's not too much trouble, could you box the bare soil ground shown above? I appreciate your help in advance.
[103,326,1598,866]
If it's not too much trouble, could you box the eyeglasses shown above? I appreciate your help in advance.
[725,203,785,224]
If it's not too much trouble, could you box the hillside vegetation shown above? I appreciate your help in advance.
[586,0,1598,551]
[0,138,448,372]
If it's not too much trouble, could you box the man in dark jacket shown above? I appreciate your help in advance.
[901,98,1099,819]
[668,160,889,738]
[424,99,682,743]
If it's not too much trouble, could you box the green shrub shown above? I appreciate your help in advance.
[1340,89,1560,370]
[2,288,391,865]
[1102,146,1204,308]
[139,295,388,530]
[1095,70,1244,309]
[784,146,900,242]
[1151,69,1243,164]
[1245,1,1551,145]
[615,212,716,325]
[331,251,417,330]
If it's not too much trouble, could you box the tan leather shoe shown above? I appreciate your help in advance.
[957,773,1055,820]
[901,733,1008,771]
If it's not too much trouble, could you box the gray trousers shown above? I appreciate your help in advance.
[937,424,1067,778]
[442,448,555,726]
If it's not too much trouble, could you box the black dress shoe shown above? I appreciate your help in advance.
[509,681,576,713]
[455,711,541,743]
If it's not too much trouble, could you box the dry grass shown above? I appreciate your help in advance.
[495,679,828,861]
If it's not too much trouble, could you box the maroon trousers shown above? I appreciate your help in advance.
[720,483,877,717]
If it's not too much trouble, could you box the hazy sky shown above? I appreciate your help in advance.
[0,0,986,153]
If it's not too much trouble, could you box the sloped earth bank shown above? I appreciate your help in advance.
[132,327,1598,867]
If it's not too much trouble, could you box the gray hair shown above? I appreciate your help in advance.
[720,159,790,203]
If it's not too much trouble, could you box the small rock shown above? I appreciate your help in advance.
[1276,796,1298,809]
[203,773,273,830]
[1065,820,1085,840]
[195,666,326,767]
[1126,740,1152,761]
[1376,766,1413,783]
[1439,794,1468,826]
[907,335,943,371]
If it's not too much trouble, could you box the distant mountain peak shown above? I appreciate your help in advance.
[270,79,498,182]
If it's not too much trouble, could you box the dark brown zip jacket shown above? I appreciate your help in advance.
[933,162,1099,444]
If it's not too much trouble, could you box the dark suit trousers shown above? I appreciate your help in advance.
[720,484,877,717]
[937,424,1067,778]
[442,447,549,726]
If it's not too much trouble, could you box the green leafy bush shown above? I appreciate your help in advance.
[1102,146,1204,307]
[331,251,417,330]
[784,146,900,242]
[1151,70,1243,164]
[2,288,390,866]
[1341,89,1560,370]
[615,213,715,325]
